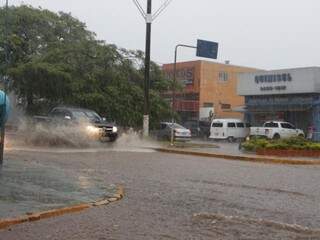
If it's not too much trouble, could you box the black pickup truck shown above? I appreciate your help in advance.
[34,106,118,142]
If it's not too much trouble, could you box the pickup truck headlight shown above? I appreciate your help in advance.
[86,125,100,135]
[112,126,118,133]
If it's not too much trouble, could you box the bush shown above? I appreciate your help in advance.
[241,136,320,152]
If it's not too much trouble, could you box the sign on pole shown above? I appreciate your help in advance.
[196,39,219,59]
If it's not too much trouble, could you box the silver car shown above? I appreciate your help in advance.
[157,122,191,141]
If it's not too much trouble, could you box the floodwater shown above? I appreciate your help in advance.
[0,128,158,219]
[1,147,320,239]
[0,154,115,219]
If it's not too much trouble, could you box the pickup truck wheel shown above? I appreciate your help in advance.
[298,134,304,138]
[227,136,235,143]
[273,134,280,140]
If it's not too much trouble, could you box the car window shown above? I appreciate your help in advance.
[281,123,295,129]
[245,123,251,128]
[160,123,167,130]
[84,111,102,121]
[212,122,223,128]
[169,123,185,129]
[236,122,245,128]
[264,122,278,128]
[227,122,236,128]
[72,110,88,119]
[50,109,64,118]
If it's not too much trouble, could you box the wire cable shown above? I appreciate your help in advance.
[132,0,146,18]
[152,0,173,20]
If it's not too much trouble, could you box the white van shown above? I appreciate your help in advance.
[209,119,250,142]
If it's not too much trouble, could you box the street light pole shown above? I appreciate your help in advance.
[170,44,197,146]
[0,0,9,166]
[143,0,152,137]
[132,0,173,137]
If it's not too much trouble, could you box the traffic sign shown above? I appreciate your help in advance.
[196,39,219,59]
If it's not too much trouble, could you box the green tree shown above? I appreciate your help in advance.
[0,5,172,128]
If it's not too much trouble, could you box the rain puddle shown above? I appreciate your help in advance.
[0,159,114,219]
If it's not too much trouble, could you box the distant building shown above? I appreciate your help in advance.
[162,60,259,123]
[238,67,320,141]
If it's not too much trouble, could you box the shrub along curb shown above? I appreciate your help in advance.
[155,148,320,165]
[0,185,124,230]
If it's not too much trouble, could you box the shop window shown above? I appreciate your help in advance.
[219,72,228,82]
[203,102,213,108]
[221,103,231,110]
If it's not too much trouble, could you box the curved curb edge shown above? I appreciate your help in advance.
[155,148,320,165]
[0,185,124,230]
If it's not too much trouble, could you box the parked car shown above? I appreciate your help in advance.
[33,107,118,142]
[183,120,211,138]
[250,121,304,139]
[209,119,250,142]
[157,122,191,141]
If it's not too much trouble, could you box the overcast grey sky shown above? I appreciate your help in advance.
[6,0,320,69]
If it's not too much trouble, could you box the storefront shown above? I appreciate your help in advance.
[162,60,258,123]
[238,67,320,141]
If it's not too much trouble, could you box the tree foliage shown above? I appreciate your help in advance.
[0,5,172,128]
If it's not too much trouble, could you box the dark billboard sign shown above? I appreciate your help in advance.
[196,39,218,59]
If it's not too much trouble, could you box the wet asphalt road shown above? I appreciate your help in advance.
[1,148,320,240]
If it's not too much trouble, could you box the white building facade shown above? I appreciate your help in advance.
[238,67,320,141]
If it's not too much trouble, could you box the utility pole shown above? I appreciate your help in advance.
[132,0,173,137]
[143,0,152,137]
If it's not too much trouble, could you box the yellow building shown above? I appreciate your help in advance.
[163,60,259,123]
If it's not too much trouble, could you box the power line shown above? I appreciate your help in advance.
[152,0,173,21]
[132,0,173,22]
[132,0,146,18]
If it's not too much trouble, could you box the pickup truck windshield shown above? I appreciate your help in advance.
[264,122,278,128]
[84,111,102,122]
[72,110,88,119]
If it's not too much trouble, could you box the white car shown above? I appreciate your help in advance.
[209,119,250,142]
[250,121,305,139]
[158,122,191,141]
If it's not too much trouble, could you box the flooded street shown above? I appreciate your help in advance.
[0,152,116,219]
[1,145,320,239]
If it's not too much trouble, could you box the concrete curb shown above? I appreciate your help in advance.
[155,148,320,165]
[0,185,124,230]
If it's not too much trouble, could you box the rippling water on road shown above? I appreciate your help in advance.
[0,157,114,219]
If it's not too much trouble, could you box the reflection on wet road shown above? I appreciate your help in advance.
[0,155,115,219]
